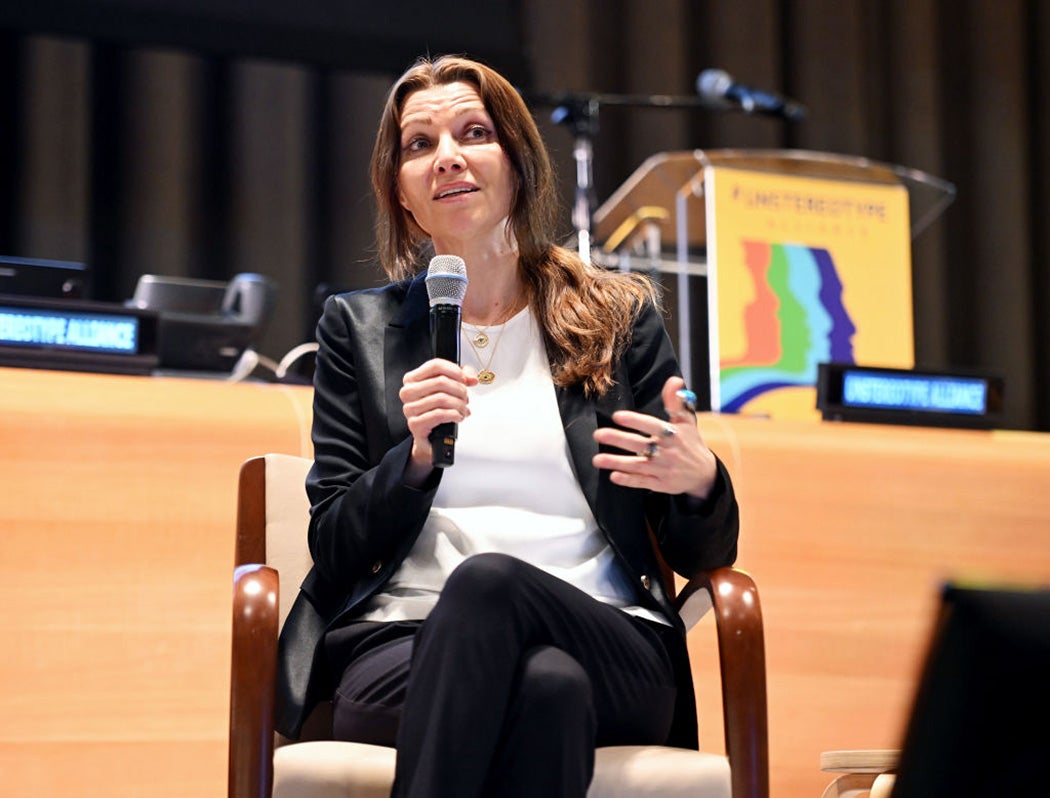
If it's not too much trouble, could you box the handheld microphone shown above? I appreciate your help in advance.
[425,254,469,468]
[696,68,807,121]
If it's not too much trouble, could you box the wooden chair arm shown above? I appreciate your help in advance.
[676,567,769,798]
[229,564,280,798]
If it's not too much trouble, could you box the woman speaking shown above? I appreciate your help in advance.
[278,54,740,798]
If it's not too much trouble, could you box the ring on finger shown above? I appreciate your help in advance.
[642,440,660,459]
[671,388,698,422]
[660,423,677,438]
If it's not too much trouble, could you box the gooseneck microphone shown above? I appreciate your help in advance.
[424,254,469,468]
[696,68,807,121]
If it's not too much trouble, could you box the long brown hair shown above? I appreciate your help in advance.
[370,55,656,396]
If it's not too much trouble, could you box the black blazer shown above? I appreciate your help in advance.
[277,274,740,747]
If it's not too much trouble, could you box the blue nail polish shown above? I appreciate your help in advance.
[675,388,697,413]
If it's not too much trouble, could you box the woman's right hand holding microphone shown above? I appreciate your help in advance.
[399,358,478,486]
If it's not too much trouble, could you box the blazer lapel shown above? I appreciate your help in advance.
[384,275,431,445]
[557,363,638,538]
[555,381,601,526]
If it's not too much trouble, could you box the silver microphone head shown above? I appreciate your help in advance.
[696,68,733,105]
[425,255,469,307]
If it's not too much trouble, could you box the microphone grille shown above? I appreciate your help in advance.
[696,68,733,102]
[425,255,468,306]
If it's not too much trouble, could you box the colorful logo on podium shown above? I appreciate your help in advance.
[720,240,856,412]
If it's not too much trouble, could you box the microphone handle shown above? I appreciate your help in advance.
[429,303,461,467]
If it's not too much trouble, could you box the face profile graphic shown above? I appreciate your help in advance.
[813,247,856,363]
[720,240,856,412]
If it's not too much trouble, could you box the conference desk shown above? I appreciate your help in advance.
[689,412,1050,797]
[2,367,1048,797]
[0,367,313,798]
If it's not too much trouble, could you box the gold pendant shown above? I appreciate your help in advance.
[478,370,495,384]
[473,331,490,348]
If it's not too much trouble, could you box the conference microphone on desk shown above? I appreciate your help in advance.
[696,68,808,121]
[425,254,469,468]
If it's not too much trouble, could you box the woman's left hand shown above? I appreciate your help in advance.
[591,376,718,499]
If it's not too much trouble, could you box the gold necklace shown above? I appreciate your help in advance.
[462,301,518,349]
[466,326,492,348]
[463,317,509,384]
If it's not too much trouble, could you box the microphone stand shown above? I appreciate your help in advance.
[525,88,805,393]
[525,91,713,265]
[548,95,599,264]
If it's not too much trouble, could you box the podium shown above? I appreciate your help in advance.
[593,149,955,417]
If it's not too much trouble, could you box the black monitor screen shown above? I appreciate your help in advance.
[0,303,139,354]
[0,256,91,300]
[817,362,1004,429]
[890,584,1050,797]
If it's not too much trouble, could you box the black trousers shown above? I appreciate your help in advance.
[325,552,679,798]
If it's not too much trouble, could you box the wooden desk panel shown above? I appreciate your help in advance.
[689,414,1050,798]
[4,370,1048,798]
[0,368,313,798]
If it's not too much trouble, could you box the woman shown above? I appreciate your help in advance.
[278,54,740,797]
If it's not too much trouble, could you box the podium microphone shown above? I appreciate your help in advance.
[425,254,469,468]
[696,68,807,121]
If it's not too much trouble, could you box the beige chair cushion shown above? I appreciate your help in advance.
[274,741,396,798]
[590,746,731,797]
[274,741,730,798]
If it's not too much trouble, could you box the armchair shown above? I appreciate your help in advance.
[229,453,768,798]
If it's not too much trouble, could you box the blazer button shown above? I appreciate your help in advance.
[640,574,651,591]
[371,561,382,574]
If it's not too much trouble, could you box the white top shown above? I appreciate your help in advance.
[358,306,666,625]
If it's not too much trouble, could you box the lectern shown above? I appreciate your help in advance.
[593,150,955,418]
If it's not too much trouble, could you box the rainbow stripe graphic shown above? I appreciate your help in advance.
[719,240,856,412]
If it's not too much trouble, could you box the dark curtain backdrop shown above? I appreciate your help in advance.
[1,0,1047,430]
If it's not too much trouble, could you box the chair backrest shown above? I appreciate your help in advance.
[236,453,314,628]
[236,453,717,634]
[236,454,338,746]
